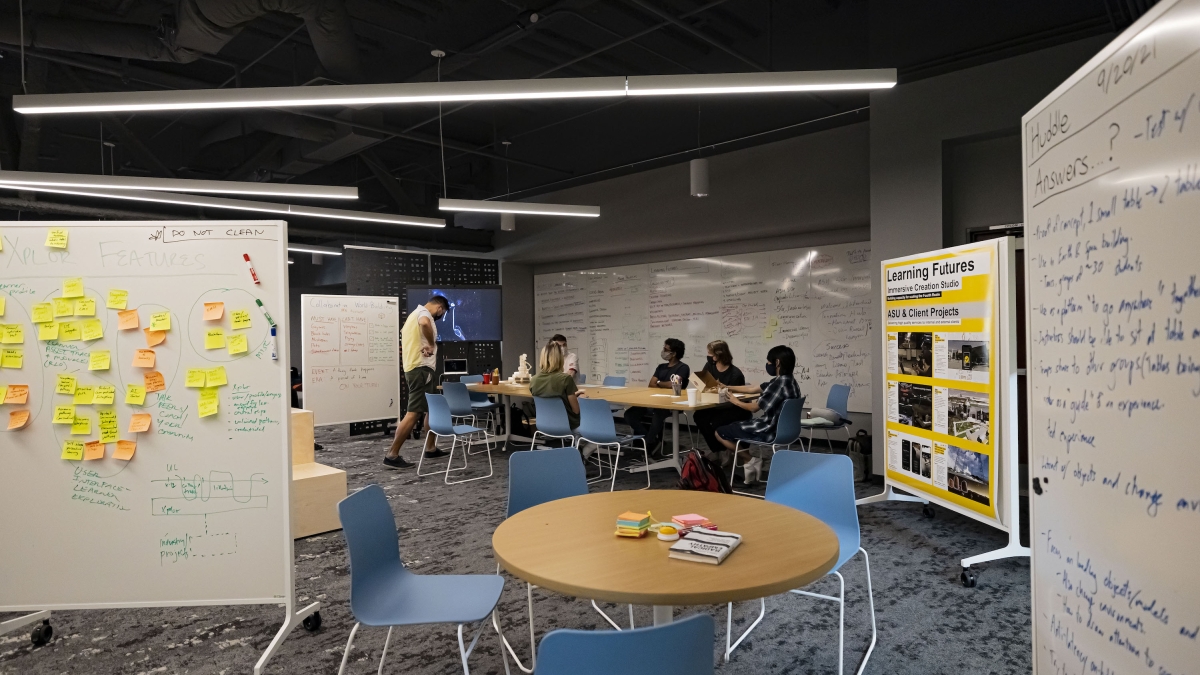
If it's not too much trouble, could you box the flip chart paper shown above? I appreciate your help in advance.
[53,298,74,317]
[73,385,95,405]
[185,369,206,388]
[55,374,77,395]
[83,441,105,461]
[198,388,219,417]
[230,309,251,330]
[31,303,53,323]
[132,349,155,368]
[8,410,30,430]
[62,277,84,298]
[106,289,128,309]
[38,322,59,341]
[227,333,248,355]
[61,441,85,460]
[114,439,136,460]
[93,385,115,405]
[204,302,224,320]
[53,405,76,424]
[58,322,81,341]
[205,366,227,387]
[204,328,226,350]
[143,328,165,347]
[71,416,91,435]
[88,350,110,371]
[74,297,96,316]
[125,384,146,405]
[46,228,68,249]
[81,319,103,341]
[1,324,23,344]
[1,349,22,368]
[118,309,139,330]
[128,413,151,433]
[149,312,171,331]
[143,371,165,393]
[4,384,29,404]
[98,409,118,442]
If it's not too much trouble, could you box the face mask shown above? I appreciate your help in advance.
[706,356,715,365]
[661,350,673,361]
[765,362,777,377]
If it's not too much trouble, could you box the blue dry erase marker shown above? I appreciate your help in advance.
[270,326,278,360]
[255,298,276,327]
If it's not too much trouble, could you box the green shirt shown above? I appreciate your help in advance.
[529,372,580,429]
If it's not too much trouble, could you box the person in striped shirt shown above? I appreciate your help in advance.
[714,345,802,484]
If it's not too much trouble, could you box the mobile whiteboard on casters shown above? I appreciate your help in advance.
[300,294,401,426]
[1023,2,1200,674]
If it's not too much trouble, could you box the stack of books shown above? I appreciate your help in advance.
[672,513,717,531]
[616,511,651,538]
[668,530,743,565]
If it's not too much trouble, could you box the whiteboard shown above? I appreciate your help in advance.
[0,221,291,610]
[535,242,872,411]
[1023,2,1200,673]
[300,294,401,426]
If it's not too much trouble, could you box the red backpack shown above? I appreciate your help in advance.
[678,451,731,494]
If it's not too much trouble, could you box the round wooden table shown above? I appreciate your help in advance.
[492,490,839,625]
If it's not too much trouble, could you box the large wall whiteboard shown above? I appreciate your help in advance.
[1023,2,1200,673]
[300,294,400,426]
[0,221,291,610]
[535,243,872,412]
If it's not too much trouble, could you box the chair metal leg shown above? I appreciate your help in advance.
[730,440,765,499]
[492,566,535,673]
[855,548,878,675]
[629,604,636,629]
[639,439,650,490]
[458,621,486,675]
[377,626,394,675]
[590,599,635,630]
[723,597,766,661]
[447,431,495,484]
[337,622,361,675]
[417,431,460,478]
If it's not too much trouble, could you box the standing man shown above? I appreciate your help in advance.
[551,334,579,380]
[384,295,450,468]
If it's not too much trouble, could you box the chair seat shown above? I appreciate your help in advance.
[801,417,849,429]
[470,401,500,410]
[353,571,505,627]
[739,437,796,448]
[450,424,486,435]
[577,433,643,446]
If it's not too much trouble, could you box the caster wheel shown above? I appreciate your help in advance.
[31,621,53,646]
[302,611,322,632]
[922,504,935,518]
[961,569,977,588]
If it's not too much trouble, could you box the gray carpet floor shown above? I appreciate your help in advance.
[1,424,1031,675]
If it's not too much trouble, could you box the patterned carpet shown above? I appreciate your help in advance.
[1,424,1031,675]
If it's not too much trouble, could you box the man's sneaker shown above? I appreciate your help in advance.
[424,448,450,459]
[383,455,413,469]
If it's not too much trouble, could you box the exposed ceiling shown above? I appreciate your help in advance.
[0,0,1154,251]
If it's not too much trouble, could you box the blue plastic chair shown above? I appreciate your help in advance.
[575,398,649,491]
[803,384,853,452]
[536,614,715,675]
[445,382,491,456]
[531,396,576,450]
[419,394,494,484]
[577,373,586,384]
[730,396,806,498]
[602,376,627,415]
[336,485,508,675]
[725,452,876,674]
[461,375,501,431]
[494,448,589,672]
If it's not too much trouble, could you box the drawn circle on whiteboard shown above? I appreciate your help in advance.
[186,288,270,364]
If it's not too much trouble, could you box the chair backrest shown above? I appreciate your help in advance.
[770,396,806,444]
[826,384,851,418]
[442,381,474,416]
[536,614,714,675]
[765,451,860,570]
[460,374,491,403]
[461,374,483,383]
[507,448,588,518]
[575,398,619,444]
[425,394,457,435]
[577,373,586,384]
[602,375,626,386]
[533,396,575,436]
[338,485,407,614]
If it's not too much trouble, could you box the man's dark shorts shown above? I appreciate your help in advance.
[405,366,437,414]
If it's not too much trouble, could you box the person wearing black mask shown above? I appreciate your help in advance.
[692,340,750,457]
[623,338,689,457]
[714,345,802,484]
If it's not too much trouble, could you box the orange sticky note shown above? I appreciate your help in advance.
[143,328,166,347]
[83,441,105,461]
[128,413,152,433]
[7,409,30,430]
[114,439,136,461]
[118,309,140,330]
[144,370,165,393]
[204,302,224,320]
[3,384,28,404]
[133,349,156,368]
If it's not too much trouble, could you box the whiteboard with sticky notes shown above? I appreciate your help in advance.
[0,221,293,611]
[1023,2,1200,672]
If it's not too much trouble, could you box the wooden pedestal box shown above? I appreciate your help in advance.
[290,409,347,539]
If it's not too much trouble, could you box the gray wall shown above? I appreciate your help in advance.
[501,262,534,377]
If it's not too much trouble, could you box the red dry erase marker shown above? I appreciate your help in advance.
[243,253,260,284]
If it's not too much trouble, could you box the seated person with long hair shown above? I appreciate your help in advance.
[529,340,587,431]
[692,340,750,458]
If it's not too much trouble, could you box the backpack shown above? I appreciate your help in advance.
[504,404,534,439]
[678,451,731,494]
[845,429,872,482]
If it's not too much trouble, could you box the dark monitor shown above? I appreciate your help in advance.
[443,358,468,374]
[407,286,503,342]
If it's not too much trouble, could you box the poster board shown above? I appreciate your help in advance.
[0,221,292,610]
[1023,1,1200,673]
[535,242,872,412]
[300,294,401,426]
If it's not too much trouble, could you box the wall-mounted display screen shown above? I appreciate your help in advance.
[406,286,503,342]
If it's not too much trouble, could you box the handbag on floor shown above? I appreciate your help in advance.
[845,429,872,482]
[678,451,731,494]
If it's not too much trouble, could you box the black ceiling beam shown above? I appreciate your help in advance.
[622,0,767,71]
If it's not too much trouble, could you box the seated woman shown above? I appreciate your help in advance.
[529,340,587,431]
[714,344,802,484]
[692,340,751,457]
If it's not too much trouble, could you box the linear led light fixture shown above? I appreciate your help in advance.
[12,70,897,115]
[0,170,357,199]
[439,198,599,218]
[0,184,445,227]
[287,244,344,256]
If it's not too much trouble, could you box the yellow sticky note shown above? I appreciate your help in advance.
[81,319,104,341]
[89,350,110,371]
[93,385,116,406]
[53,405,76,424]
[185,369,206,388]
[198,387,219,417]
[53,297,74,317]
[83,441,105,461]
[99,409,119,443]
[204,302,224,320]
[0,384,5,402]
[31,303,54,324]
[0,296,4,316]
[1,348,22,368]
[74,297,96,316]
[205,328,226,350]
[118,309,139,330]
[46,229,68,249]
[230,309,252,330]
[61,441,85,461]
[125,384,146,405]
[56,374,77,394]
[769,315,779,327]
[58,322,81,341]
[133,349,155,368]
[205,366,227,387]
[106,289,129,310]
[114,439,136,461]
[74,385,95,405]
[149,312,171,331]
[227,333,248,355]
[1,324,22,344]
[38,322,60,341]
[71,416,91,435]
[63,277,84,298]
[128,413,152,433]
